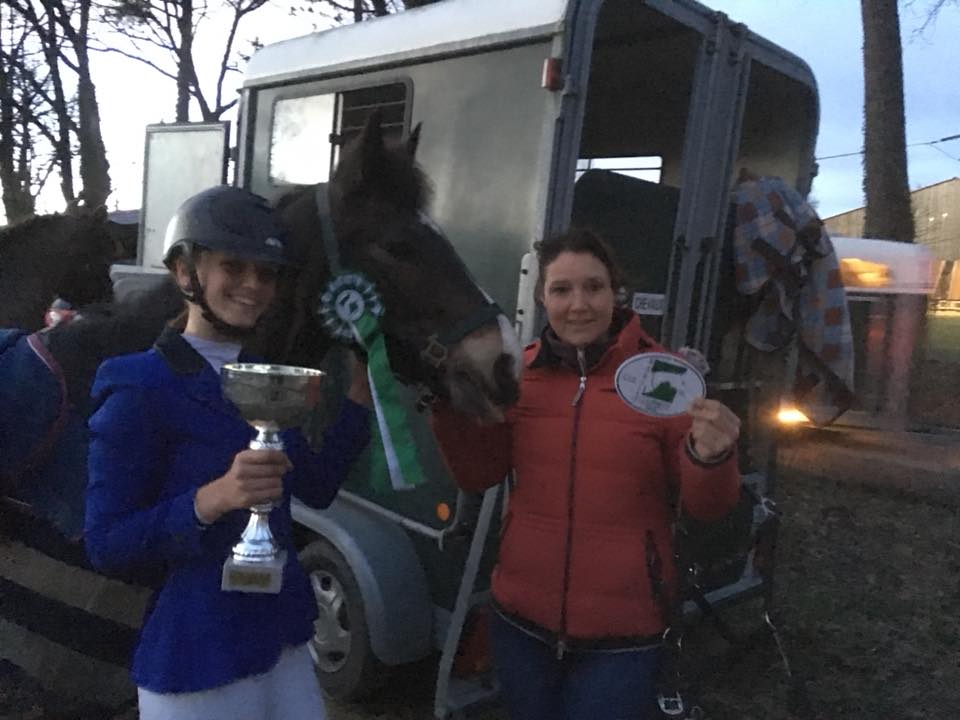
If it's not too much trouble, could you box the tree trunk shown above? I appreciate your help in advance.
[176,0,193,121]
[0,98,35,222]
[73,0,110,208]
[861,0,920,428]
[0,16,36,221]
[42,12,76,205]
[75,74,111,208]
[860,0,914,242]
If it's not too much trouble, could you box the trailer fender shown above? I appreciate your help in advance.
[291,496,433,666]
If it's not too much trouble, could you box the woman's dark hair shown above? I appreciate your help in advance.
[534,227,624,300]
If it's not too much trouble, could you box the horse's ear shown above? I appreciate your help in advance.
[406,123,422,158]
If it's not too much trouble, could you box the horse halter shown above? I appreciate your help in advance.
[314,185,504,406]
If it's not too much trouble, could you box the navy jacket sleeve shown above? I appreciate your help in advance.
[85,383,210,575]
[287,398,371,509]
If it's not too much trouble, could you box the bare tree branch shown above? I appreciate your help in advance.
[101,0,278,121]
[90,43,179,80]
[212,0,267,114]
[906,0,959,35]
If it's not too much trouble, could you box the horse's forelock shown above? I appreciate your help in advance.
[331,133,430,215]
[372,144,429,211]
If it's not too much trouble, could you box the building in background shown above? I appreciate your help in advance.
[824,178,960,305]
[824,177,959,256]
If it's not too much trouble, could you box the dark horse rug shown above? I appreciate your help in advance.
[0,328,149,713]
[1,329,88,538]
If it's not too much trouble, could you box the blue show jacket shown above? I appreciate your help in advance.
[85,328,370,693]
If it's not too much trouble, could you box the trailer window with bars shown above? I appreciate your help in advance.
[269,82,408,186]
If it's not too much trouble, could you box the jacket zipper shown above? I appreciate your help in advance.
[557,348,587,660]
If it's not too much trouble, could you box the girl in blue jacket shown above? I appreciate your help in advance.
[85,186,371,720]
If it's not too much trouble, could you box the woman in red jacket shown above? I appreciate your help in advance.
[432,228,741,720]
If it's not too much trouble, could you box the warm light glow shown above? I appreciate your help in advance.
[777,407,810,424]
[839,257,891,289]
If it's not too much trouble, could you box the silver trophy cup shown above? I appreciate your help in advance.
[220,363,325,593]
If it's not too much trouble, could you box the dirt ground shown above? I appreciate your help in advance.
[325,466,960,720]
[688,469,959,720]
[2,461,957,720]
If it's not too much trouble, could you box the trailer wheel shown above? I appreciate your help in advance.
[300,538,384,699]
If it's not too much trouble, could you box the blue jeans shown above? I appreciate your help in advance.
[489,611,663,720]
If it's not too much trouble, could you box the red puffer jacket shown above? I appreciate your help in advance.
[431,314,740,645]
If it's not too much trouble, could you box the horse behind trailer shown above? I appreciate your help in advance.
[0,206,126,331]
[0,114,520,714]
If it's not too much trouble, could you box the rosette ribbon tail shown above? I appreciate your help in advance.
[318,272,426,492]
[352,313,425,491]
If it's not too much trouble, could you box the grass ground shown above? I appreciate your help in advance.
[925,313,960,363]
[911,312,960,427]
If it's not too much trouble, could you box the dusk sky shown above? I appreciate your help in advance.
[711,0,960,218]
[77,1,960,223]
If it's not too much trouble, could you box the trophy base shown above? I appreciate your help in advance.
[221,551,287,594]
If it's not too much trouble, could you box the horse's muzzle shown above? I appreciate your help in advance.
[445,351,520,422]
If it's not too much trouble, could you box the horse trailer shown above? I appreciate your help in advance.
[102,1,820,717]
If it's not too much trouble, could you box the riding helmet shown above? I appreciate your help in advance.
[162,185,295,268]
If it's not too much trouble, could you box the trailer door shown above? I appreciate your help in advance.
[555,1,750,348]
[139,122,230,269]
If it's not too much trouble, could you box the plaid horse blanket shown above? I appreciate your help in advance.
[732,176,854,425]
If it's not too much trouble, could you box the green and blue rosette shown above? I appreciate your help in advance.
[319,273,424,492]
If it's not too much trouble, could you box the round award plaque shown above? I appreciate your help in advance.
[613,352,706,417]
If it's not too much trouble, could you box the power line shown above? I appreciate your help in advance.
[816,149,863,161]
[928,143,960,162]
[816,132,960,162]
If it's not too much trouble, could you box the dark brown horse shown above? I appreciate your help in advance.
[0,205,124,331]
[263,114,521,419]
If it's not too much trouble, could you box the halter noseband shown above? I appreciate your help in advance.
[314,185,503,403]
[419,301,505,369]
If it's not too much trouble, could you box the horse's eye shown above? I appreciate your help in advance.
[387,239,418,261]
